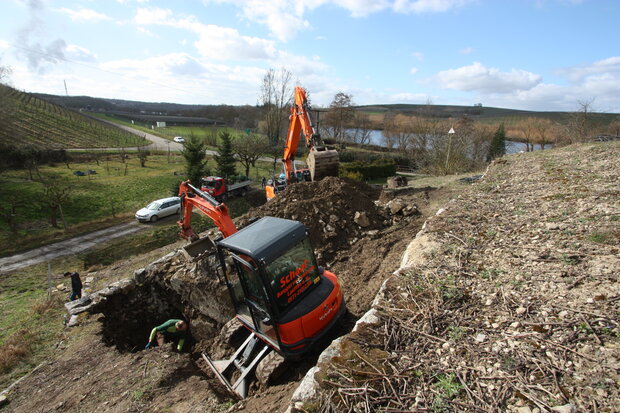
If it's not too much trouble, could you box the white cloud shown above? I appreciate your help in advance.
[393,0,475,13]
[459,47,473,55]
[65,44,97,62]
[203,0,474,41]
[194,25,277,60]
[412,51,424,60]
[0,40,9,50]
[410,67,418,75]
[556,56,620,83]
[59,8,112,22]
[134,8,277,60]
[435,62,541,93]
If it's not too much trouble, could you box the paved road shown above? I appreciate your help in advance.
[0,222,147,274]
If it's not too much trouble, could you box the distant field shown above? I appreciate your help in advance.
[93,113,243,147]
[0,85,148,148]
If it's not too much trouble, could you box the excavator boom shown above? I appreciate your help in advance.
[283,87,339,183]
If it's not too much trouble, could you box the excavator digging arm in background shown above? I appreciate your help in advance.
[178,180,237,242]
[283,86,339,183]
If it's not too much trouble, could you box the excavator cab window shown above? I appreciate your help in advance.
[263,238,321,313]
[224,251,279,346]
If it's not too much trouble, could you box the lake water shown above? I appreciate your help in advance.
[358,129,551,154]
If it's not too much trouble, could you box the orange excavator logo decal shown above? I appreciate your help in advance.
[277,259,316,303]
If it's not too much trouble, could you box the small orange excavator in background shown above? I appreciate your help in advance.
[177,180,345,398]
[265,86,339,201]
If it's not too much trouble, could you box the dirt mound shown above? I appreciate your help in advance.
[237,177,386,263]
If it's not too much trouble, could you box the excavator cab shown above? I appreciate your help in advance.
[215,216,345,357]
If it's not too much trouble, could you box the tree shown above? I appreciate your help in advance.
[182,136,209,186]
[38,176,72,229]
[324,92,355,143]
[259,68,293,148]
[566,100,595,143]
[349,112,373,145]
[233,132,269,177]
[137,146,150,167]
[487,123,507,161]
[214,131,237,179]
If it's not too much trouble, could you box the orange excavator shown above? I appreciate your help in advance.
[178,180,345,397]
[265,86,339,200]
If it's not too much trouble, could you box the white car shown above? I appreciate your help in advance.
[135,197,181,223]
[173,136,185,143]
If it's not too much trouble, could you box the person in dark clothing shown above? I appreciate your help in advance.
[145,319,188,351]
[64,271,82,301]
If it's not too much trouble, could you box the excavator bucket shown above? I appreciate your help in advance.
[202,333,271,399]
[307,148,339,181]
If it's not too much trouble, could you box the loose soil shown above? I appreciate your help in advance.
[2,142,617,413]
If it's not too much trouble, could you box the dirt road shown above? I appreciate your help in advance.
[0,222,146,273]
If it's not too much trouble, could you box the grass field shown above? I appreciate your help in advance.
[0,151,279,256]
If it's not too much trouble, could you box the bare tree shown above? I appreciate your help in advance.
[38,176,73,229]
[566,100,595,143]
[233,132,270,177]
[324,92,355,144]
[383,113,413,152]
[349,111,373,145]
[137,146,150,167]
[259,68,293,147]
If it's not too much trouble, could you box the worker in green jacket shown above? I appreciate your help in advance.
[145,319,188,351]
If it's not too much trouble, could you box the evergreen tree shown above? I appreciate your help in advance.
[182,136,209,186]
[487,123,507,161]
[214,131,237,179]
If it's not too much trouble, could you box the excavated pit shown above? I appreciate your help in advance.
[90,177,433,405]
[98,282,188,353]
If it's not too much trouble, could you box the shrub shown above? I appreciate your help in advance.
[0,329,36,373]
[340,158,397,181]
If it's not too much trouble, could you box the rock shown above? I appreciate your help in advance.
[56,284,67,291]
[516,407,532,413]
[354,211,370,227]
[386,176,407,188]
[64,295,92,312]
[0,394,8,407]
[388,200,405,215]
[67,314,80,327]
[474,333,487,343]
[85,276,95,284]
[291,366,319,401]
[516,306,527,315]
[551,404,576,413]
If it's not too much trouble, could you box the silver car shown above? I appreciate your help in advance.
[135,197,181,223]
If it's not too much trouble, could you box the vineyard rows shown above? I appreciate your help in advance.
[0,86,148,148]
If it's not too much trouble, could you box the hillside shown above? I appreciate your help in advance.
[1,142,617,412]
[0,85,148,149]
[31,91,620,128]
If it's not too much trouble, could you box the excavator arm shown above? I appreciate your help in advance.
[178,180,237,241]
[282,87,339,183]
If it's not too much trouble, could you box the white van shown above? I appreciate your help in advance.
[135,197,181,223]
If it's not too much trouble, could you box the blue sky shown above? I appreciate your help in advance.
[1,0,619,112]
